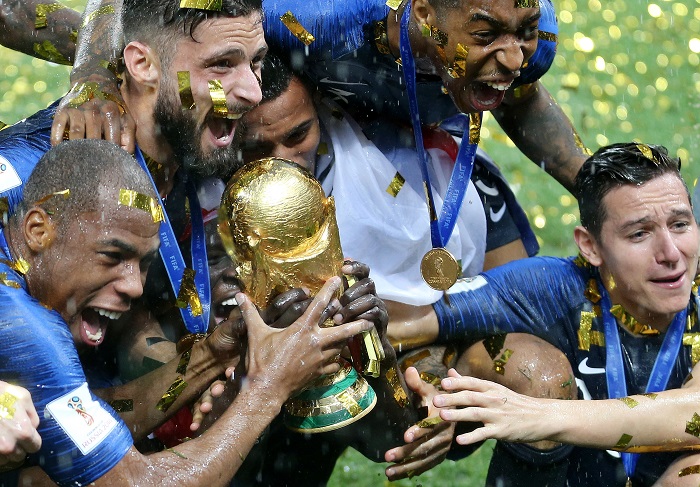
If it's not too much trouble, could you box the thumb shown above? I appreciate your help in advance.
[236,293,265,340]
[405,366,435,402]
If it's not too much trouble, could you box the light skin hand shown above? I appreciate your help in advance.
[384,367,454,480]
[0,383,41,465]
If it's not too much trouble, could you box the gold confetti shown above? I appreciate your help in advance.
[280,11,315,46]
[385,0,402,10]
[316,141,329,156]
[447,43,469,79]
[484,334,507,359]
[177,71,196,110]
[420,372,442,387]
[684,334,700,367]
[617,397,639,408]
[208,79,229,118]
[0,274,21,289]
[34,189,70,206]
[416,416,444,428]
[36,3,68,29]
[590,331,605,347]
[81,5,115,28]
[109,399,134,412]
[442,345,458,368]
[399,349,431,372]
[118,189,164,223]
[614,433,633,450]
[493,349,514,375]
[386,172,406,197]
[685,413,700,437]
[584,278,601,303]
[0,393,17,419]
[469,112,482,145]
[180,0,222,10]
[578,310,596,351]
[176,349,192,376]
[156,376,188,412]
[69,29,78,44]
[636,143,654,161]
[574,131,593,155]
[33,41,70,65]
[336,390,362,417]
[385,366,409,407]
[0,258,29,276]
[640,393,658,400]
[176,268,203,317]
[0,122,7,131]
[513,82,538,99]
[165,447,189,459]
[538,30,557,42]
[421,24,448,46]
[515,0,539,6]
[679,465,700,477]
[611,305,660,336]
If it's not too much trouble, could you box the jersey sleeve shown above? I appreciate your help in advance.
[0,278,133,486]
[434,256,587,346]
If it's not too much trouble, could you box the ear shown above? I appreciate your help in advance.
[411,0,438,27]
[123,41,161,89]
[574,225,602,267]
[23,208,56,253]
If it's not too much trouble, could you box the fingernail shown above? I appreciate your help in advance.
[302,287,310,296]
[386,468,394,476]
[235,293,245,304]
[406,432,414,442]
[442,378,452,388]
[434,395,444,406]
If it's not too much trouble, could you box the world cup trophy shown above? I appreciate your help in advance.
[218,157,377,433]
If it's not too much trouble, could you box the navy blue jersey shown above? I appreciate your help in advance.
[434,256,696,486]
[0,253,132,486]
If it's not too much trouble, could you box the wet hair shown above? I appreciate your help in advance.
[122,0,262,68]
[14,139,156,232]
[575,142,687,240]
[260,52,295,103]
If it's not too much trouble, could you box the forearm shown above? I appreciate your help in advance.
[95,341,228,441]
[0,0,80,64]
[71,0,124,86]
[386,300,439,351]
[492,82,589,194]
[547,388,700,452]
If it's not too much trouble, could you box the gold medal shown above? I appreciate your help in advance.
[420,248,460,290]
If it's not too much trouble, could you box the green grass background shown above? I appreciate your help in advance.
[1,0,698,484]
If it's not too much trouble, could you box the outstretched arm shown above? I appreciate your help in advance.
[0,0,80,64]
[492,82,589,194]
[436,367,700,453]
[0,382,41,466]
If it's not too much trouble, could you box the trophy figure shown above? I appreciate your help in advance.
[218,157,376,433]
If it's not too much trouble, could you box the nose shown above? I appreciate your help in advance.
[495,39,526,74]
[115,265,145,300]
[229,64,262,109]
[655,229,682,265]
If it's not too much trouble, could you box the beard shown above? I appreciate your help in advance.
[153,85,245,180]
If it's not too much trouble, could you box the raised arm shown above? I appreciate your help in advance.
[0,382,41,466]
[492,82,589,194]
[51,0,135,152]
[436,366,700,453]
[0,0,80,64]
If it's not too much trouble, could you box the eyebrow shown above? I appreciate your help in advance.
[285,119,315,140]
[618,208,694,232]
[99,239,139,255]
[469,12,541,28]
[206,44,268,63]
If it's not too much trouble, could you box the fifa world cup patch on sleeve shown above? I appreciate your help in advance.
[45,383,118,455]
[0,156,21,193]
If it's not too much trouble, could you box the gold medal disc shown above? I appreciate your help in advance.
[420,248,460,290]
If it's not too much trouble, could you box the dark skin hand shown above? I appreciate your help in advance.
[50,0,136,153]
[0,0,80,64]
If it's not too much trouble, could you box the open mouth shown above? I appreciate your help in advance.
[207,116,238,147]
[469,81,511,111]
[79,307,122,347]
[651,272,685,288]
[214,296,239,324]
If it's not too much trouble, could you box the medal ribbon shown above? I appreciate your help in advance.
[599,278,686,478]
[134,147,210,333]
[399,4,479,249]
[0,230,11,261]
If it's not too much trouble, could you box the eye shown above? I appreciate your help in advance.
[671,220,691,232]
[628,230,648,242]
[99,251,123,264]
[472,30,497,44]
[519,23,539,40]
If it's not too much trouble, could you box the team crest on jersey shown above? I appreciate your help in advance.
[0,156,21,193]
[45,383,118,455]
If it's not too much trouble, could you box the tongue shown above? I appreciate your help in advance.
[80,308,106,347]
[209,118,228,140]
[471,83,506,111]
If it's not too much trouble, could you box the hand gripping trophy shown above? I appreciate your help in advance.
[218,157,378,432]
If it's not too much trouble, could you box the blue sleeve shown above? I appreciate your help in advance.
[0,103,57,217]
[515,0,558,86]
[434,256,587,344]
[0,278,132,487]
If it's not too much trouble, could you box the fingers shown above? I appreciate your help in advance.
[341,260,370,281]
[385,421,453,480]
[295,277,342,328]
[261,288,310,328]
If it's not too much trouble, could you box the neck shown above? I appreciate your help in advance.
[385,6,438,74]
[121,84,178,197]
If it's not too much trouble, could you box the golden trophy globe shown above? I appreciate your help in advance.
[218,157,376,433]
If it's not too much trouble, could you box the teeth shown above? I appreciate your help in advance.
[221,297,238,307]
[484,81,512,91]
[225,113,242,120]
[86,328,103,342]
[95,308,122,320]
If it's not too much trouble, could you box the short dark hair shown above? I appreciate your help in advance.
[260,52,295,103]
[575,142,687,240]
[122,0,262,67]
[14,140,156,231]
